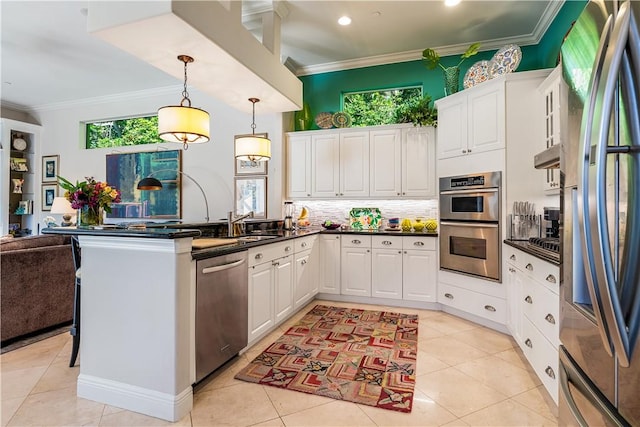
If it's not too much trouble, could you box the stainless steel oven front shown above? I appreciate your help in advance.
[439,171,502,282]
[439,220,501,281]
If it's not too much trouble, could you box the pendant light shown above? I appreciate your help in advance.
[158,55,210,150]
[235,98,271,162]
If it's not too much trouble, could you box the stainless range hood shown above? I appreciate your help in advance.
[534,144,561,169]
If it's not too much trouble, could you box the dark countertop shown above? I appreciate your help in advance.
[504,239,561,266]
[42,226,202,239]
[321,229,438,237]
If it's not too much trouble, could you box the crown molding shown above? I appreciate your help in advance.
[295,0,564,76]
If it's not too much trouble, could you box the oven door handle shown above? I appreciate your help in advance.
[440,221,499,228]
[440,188,498,195]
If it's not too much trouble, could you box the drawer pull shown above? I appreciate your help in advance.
[352,239,361,244]
[545,366,556,379]
[273,261,279,266]
[525,295,533,304]
[510,254,516,261]
[414,241,425,247]
[526,263,533,271]
[525,338,533,348]
[285,246,292,252]
[509,267,516,273]
[444,293,454,299]
[301,242,307,248]
[546,274,557,284]
[545,313,556,324]
[255,253,263,260]
[301,259,307,265]
[484,305,496,312]
[382,240,392,246]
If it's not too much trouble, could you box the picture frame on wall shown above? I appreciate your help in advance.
[234,176,267,219]
[42,155,59,183]
[234,133,268,175]
[42,184,57,211]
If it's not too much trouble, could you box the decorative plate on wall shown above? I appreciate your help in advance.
[463,60,490,89]
[332,112,352,128]
[315,112,334,129]
[488,44,522,78]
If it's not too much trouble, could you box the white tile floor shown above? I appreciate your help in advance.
[1,299,558,426]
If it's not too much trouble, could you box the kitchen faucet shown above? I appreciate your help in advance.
[227,211,254,237]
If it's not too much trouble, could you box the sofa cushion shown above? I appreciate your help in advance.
[0,235,70,252]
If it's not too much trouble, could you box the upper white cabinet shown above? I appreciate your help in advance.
[287,124,435,199]
[436,79,505,159]
[537,66,566,193]
[287,134,312,198]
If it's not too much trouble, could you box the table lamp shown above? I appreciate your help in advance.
[50,197,76,226]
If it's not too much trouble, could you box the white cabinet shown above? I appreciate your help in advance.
[293,235,319,309]
[341,235,372,296]
[319,234,341,294]
[402,236,438,302]
[369,128,402,197]
[1,119,42,236]
[371,236,403,299]
[311,131,369,198]
[247,241,295,344]
[287,134,312,198]
[287,124,435,199]
[537,66,566,193]
[436,79,505,160]
[505,244,560,403]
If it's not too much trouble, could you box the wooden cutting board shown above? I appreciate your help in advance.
[192,238,238,249]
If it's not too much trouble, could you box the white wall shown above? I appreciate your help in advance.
[29,88,285,225]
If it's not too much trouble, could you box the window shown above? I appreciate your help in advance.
[85,116,161,149]
[342,86,423,127]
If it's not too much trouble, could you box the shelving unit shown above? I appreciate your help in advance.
[1,119,42,236]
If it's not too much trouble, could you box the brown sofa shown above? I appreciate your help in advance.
[1,235,76,344]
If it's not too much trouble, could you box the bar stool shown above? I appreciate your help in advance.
[69,236,81,367]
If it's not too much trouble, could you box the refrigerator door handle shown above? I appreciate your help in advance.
[578,12,615,356]
[590,1,636,368]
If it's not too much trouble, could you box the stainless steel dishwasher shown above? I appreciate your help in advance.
[195,251,248,383]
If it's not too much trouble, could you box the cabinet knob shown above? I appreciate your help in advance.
[545,313,556,324]
[462,149,467,154]
[444,293,454,299]
[397,192,401,196]
[255,253,263,260]
[307,193,311,196]
[335,236,340,239]
[273,261,279,266]
[301,259,307,265]
[340,193,344,196]
[285,246,291,252]
[546,274,557,284]
[336,193,339,196]
[525,338,533,348]
[510,254,516,261]
[525,295,533,304]
[545,366,556,379]
[301,242,307,248]
[398,251,402,254]
[484,305,496,312]
[526,263,533,271]
[468,149,472,153]
[402,192,406,195]
[366,249,370,253]
[382,240,392,245]
[509,267,516,273]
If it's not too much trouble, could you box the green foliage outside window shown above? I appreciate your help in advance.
[86,116,161,149]
[342,87,425,127]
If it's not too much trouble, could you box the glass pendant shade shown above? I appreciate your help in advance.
[235,135,271,161]
[158,105,210,144]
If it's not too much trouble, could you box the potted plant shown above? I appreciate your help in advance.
[422,42,481,95]
[395,95,438,127]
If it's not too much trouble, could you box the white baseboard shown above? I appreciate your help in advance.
[77,374,192,422]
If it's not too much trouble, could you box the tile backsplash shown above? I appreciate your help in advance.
[290,199,439,226]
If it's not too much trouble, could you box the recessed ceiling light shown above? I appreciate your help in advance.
[445,0,461,6]
[338,16,352,26]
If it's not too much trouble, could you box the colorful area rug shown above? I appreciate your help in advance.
[235,304,419,412]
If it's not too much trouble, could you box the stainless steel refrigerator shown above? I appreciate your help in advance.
[559,0,640,425]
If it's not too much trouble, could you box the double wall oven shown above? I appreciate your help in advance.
[439,171,502,282]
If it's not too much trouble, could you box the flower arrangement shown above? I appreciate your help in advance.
[58,176,121,213]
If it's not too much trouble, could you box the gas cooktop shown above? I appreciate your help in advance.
[526,237,560,262]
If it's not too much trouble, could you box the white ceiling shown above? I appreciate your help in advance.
[0,0,562,112]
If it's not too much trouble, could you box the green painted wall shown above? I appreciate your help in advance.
[298,0,587,130]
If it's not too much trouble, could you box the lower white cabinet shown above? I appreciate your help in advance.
[438,281,507,324]
[371,236,403,299]
[274,256,294,324]
[341,236,372,296]
[402,236,438,302]
[505,244,560,403]
[294,245,318,309]
[319,234,341,294]
[248,261,274,343]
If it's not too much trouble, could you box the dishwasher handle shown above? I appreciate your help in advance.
[202,258,246,274]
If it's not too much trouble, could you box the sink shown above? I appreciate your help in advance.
[236,235,280,243]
